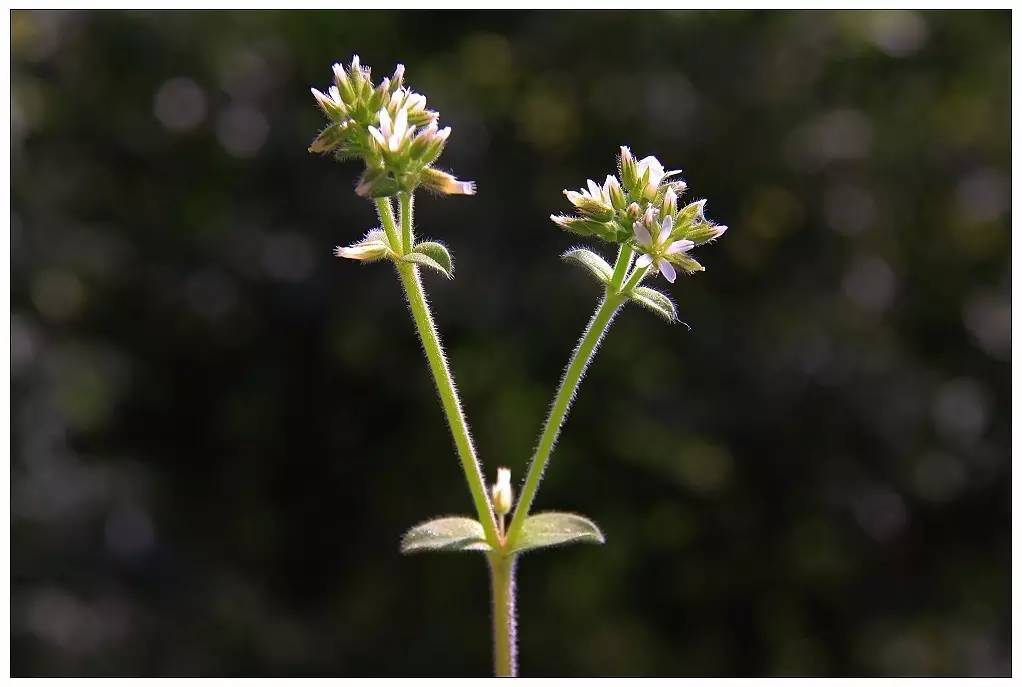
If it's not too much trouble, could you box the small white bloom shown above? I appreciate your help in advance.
[635,155,681,199]
[371,107,416,153]
[633,215,694,284]
[492,467,514,516]
[334,240,389,262]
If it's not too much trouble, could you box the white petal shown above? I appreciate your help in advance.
[378,108,392,138]
[633,223,652,247]
[393,107,408,139]
[587,179,601,198]
[635,253,653,269]
[406,93,426,111]
[659,261,677,283]
[328,85,341,103]
[666,239,694,255]
[659,215,674,242]
[368,126,387,148]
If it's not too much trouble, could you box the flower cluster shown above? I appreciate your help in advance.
[309,55,474,198]
[551,147,727,281]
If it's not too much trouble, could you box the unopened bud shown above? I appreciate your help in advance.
[492,467,513,516]
[604,175,626,210]
[684,223,728,245]
[334,239,390,262]
[619,145,637,191]
[662,187,678,218]
[420,168,476,195]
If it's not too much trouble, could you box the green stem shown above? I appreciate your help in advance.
[399,192,414,253]
[488,553,517,677]
[375,197,402,253]
[506,247,634,545]
[622,262,650,292]
[609,244,634,290]
[392,224,499,546]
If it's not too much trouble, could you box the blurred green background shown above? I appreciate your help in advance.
[11,10,1010,677]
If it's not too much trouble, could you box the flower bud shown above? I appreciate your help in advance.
[604,175,627,210]
[666,251,705,274]
[311,87,341,118]
[662,187,678,218]
[491,467,513,516]
[619,145,637,191]
[391,63,405,91]
[564,190,614,222]
[332,62,357,105]
[334,237,390,262]
[308,121,349,154]
[684,223,728,246]
[420,168,476,195]
[355,166,399,198]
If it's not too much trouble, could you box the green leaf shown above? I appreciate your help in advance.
[629,286,678,323]
[509,512,605,555]
[402,251,451,278]
[412,241,454,277]
[400,516,492,554]
[562,248,613,285]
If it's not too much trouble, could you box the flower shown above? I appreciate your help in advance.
[334,229,392,261]
[634,155,681,200]
[632,214,695,284]
[368,106,414,153]
[491,467,514,516]
[309,56,474,198]
[564,178,616,221]
[419,168,476,196]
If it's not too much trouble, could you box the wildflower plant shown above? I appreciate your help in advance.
[309,57,728,677]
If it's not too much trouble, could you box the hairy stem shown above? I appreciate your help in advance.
[505,247,633,544]
[488,553,517,677]
[385,197,499,546]
[622,262,650,292]
[399,191,414,253]
[375,196,402,253]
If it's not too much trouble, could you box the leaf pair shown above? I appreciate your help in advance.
[562,248,678,323]
[402,240,453,278]
[400,512,604,555]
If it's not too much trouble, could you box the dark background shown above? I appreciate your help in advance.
[11,10,1010,676]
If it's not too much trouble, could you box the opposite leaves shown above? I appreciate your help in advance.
[400,516,492,553]
[509,512,605,555]
[562,248,613,286]
[628,285,678,323]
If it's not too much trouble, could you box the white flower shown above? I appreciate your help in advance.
[491,467,514,516]
[633,215,694,284]
[310,86,344,117]
[635,155,681,199]
[368,106,416,153]
[334,230,391,261]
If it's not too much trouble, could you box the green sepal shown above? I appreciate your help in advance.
[402,251,452,279]
[411,241,454,277]
[400,516,492,554]
[562,248,613,285]
[508,512,605,555]
[308,121,348,154]
[628,286,678,323]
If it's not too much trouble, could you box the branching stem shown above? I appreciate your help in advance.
[505,245,636,545]
[380,196,500,547]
